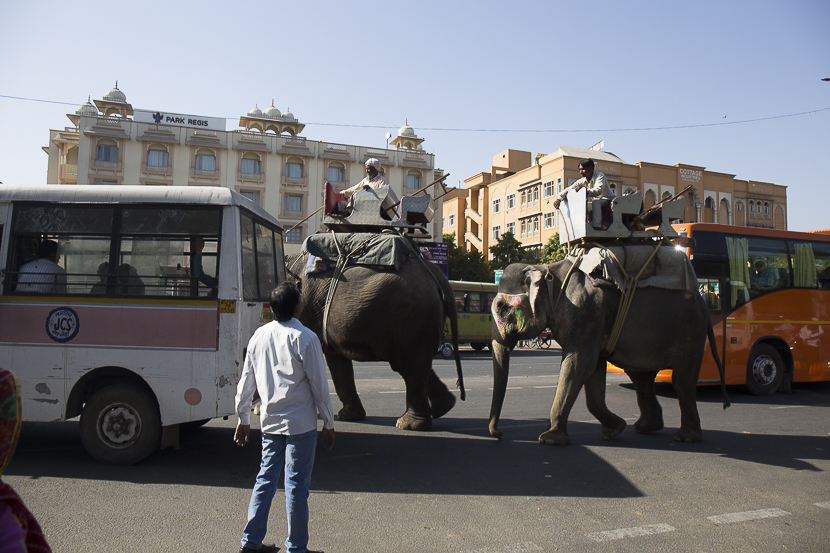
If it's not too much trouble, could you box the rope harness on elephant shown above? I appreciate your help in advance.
[321,231,376,345]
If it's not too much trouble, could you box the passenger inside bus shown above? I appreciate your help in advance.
[192,237,218,296]
[116,263,145,296]
[750,259,776,294]
[15,240,67,294]
[90,262,109,294]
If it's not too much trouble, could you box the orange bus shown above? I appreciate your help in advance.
[611,223,830,395]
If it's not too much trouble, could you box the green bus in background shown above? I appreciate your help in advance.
[446,280,498,351]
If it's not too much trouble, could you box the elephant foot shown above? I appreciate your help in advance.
[337,404,366,422]
[673,427,702,443]
[601,416,627,441]
[539,428,570,446]
[430,391,456,419]
[633,416,664,434]
[396,411,432,431]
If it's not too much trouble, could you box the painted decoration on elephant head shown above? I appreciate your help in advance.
[493,293,528,332]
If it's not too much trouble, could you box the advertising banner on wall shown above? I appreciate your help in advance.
[419,242,449,277]
[134,109,226,131]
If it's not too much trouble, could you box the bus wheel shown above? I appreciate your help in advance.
[440,343,453,359]
[746,344,784,396]
[471,343,486,352]
[80,385,161,465]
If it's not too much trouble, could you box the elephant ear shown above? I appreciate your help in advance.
[525,267,549,325]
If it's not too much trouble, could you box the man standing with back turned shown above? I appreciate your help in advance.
[235,281,335,553]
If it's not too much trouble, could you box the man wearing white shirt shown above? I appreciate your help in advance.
[235,281,335,553]
[552,159,615,229]
[16,240,67,293]
[339,158,399,220]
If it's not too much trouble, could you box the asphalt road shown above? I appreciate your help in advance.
[6,347,830,553]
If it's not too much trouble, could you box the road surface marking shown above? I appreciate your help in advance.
[533,385,557,389]
[769,405,806,409]
[458,542,543,553]
[488,387,522,390]
[815,501,830,509]
[378,390,406,394]
[586,523,675,542]
[707,508,790,524]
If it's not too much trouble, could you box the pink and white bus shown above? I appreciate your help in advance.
[0,185,286,464]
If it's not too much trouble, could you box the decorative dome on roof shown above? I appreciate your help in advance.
[248,104,262,117]
[282,107,296,121]
[76,96,98,117]
[263,101,281,119]
[398,119,416,137]
[103,81,127,103]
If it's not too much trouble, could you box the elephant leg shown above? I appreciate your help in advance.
[584,362,626,441]
[427,369,456,419]
[392,358,433,431]
[325,353,366,422]
[627,371,664,433]
[671,363,703,442]
[539,351,594,446]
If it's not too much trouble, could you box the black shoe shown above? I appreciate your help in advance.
[238,543,279,553]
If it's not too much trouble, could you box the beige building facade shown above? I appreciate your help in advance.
[45,84,442,253]
[445,146,788,259]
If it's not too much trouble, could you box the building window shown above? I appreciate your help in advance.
[96,140,119,162]
[737,202,743,212]
[764,202,770,217]
[543,181,555,198]
[284,194,303,216]
[533,217,539,236]
[749,200,755,214]
[327,162,345,183]
[533,187,539,206]
[241,153,261,175]
[705,197,714,209]
[406,170,422,191]
[543,212,554,229]
[240,190,261,205]
[492,226,501,241]
[285,160,304,178]
[521,191,526,209]
[147,146,168,167]
[195,150,216,171]
[610,183,618,196]
[94,180,117,185]
[520,220,527,238]
[284,228,303,243]
[448,214,455,227]
[557,177,562,193]
[506,222,515,235]
[492,198,501,214]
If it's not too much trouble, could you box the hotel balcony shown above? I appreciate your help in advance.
[142,164,171,177]
[282,175,308,187]
[191,168,217,180]
[239,171,264,183]
[93,159,121,172]
[59,164,77,184]
[465,206,483,227]
[465,230,483,250]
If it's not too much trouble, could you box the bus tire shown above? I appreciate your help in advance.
[745,344,784,396]
[471,343,486,352]
[80,385,161,465]
[440,343,453,359]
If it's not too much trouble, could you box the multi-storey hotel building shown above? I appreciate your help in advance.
[444,146,787,258]
[44,84,442,252]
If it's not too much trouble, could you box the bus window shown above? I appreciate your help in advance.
[698,278,720,311]
[468,292,481,313]
[813,241,830,289]
[241,215,259,300]
[725,234,789,303]
[454,291,467,312]
[256,223,278,297]
[240,214,283,300]
[789,240,826,289]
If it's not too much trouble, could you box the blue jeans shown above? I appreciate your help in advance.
[241,430,317,553]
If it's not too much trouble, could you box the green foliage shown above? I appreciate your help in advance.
[488,232,537,271]
[540,233,567,264]
[443,233,492,282]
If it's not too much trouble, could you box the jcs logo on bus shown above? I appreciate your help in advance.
[46,307,80,343]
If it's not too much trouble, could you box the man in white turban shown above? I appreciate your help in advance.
[341,158,399,220]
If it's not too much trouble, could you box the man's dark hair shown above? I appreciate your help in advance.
[270,281,301,322]
[578,159,595,170]
[37,240,59,259]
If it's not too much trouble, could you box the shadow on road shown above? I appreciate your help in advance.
[617,379,830,408]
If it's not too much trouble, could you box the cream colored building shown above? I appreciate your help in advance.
[44,84,442,252]
[445,146,788,259]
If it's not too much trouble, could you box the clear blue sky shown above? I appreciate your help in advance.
[1,0,827,231]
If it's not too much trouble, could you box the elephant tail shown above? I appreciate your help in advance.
[448,294,465,401]
[707,318,731,409]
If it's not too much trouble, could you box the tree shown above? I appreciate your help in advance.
[539,233,567,264]
[488,232,537,271]
[443,233,491,282]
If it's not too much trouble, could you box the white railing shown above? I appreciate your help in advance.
[146,165,168,173]
[194,169,216,177]
[283,176,306,185]
[285,137,306,146]
[366,148,387,155]
[326,143,348,151]
[284,210,303,218]
[94,160,118,169]
[66,165,78,175]
[97,117,122,126]
[150,125,173,132]
[194,130,216,137]
[238,131,264,141]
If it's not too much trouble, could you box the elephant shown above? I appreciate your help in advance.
[286,247,464,431]
[488,259,727,446]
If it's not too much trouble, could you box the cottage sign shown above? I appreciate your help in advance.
[679,169,702,183]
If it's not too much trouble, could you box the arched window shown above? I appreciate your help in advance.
[609,183,618,195]
[147,144,169,167]
[736,201,743,212]
[241,152,261,175]
[406,170,422,191]
[749,200,755,214]
[285,156,303,178]
[704,197,714,209]
[327,162,345,183]
[195,148,216,171]
[764,202,770,215]
[96,138,119,162]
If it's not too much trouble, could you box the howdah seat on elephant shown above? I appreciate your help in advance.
[322,183,435,237]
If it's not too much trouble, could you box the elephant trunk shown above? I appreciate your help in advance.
[488,338,511,439]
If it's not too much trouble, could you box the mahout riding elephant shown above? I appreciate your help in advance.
[489,260,727,445]
[286,250,464,431]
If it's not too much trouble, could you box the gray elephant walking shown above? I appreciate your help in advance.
[286,244,464,431]
[489,259,727,446]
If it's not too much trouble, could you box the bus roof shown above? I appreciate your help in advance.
[672,222,830,244]
[0,184,283,230]
[450,280,498,291]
